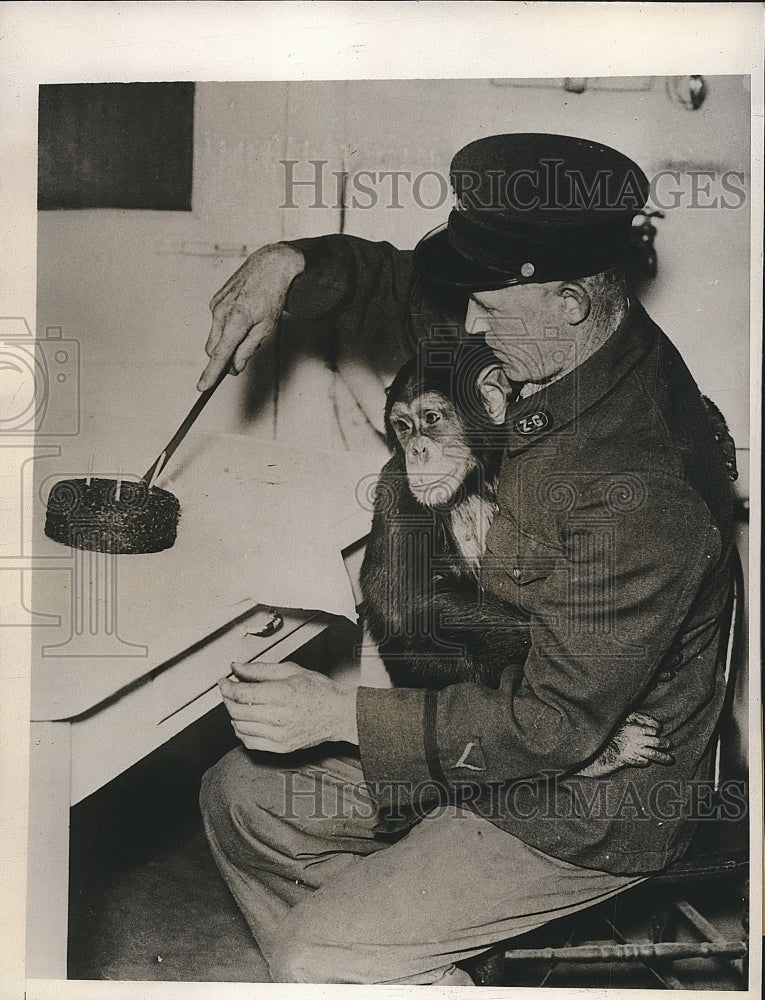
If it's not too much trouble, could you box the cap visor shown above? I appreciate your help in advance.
[413,223,521,291]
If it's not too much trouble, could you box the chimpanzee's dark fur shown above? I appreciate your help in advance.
[360,340,532,690]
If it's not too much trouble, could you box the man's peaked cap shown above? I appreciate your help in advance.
[414,133,650,290]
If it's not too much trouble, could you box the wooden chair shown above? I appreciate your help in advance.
[470,546,749,989]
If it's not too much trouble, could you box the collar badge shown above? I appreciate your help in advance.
[514,411,550,435]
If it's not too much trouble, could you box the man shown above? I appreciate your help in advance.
[199,134,737,984]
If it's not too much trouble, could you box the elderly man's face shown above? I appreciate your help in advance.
[465,282,580,385]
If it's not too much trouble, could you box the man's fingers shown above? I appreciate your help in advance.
[208,270,240,313]
[234,729,291,754]
[205,294,248,358]
[204,315,222,359]
[201,245,301,391]
[230,710,285,732]
[230,660,305,682]
[231,720,286,749]
[219,674,301,707]
[200,314,225,386]
[219,677,283,705]
[198,353,227,392]
[215,302,258,353]
[219,661,308,704]
[232,324,271,372]
[199,304,255,390]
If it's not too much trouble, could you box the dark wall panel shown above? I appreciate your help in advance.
[38,82,194,210]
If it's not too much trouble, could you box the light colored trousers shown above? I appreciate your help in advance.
[199,745,641,985]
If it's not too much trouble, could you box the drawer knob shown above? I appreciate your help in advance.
[245,609,284,638]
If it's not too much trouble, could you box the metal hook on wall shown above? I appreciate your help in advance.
[666,75,708,110]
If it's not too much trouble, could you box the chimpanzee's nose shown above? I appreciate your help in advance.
[409,438,429,461]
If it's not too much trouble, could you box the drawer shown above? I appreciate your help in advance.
[154,614,333,745]
[152,605,324,724]
[69,605,331,804]
[70,675,161,804]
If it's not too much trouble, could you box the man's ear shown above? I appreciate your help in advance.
[559,283,591,326]
[476,364,513,425]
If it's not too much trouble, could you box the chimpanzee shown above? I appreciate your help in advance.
[360,337,525,689]
[360,338,672,776]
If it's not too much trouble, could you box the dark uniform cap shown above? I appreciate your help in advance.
[413,133,650,290]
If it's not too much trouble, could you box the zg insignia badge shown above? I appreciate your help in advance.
[515,411,550,435]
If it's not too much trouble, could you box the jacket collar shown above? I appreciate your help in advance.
[502,300,658,456]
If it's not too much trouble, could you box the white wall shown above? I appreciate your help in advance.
[36,77,751,495]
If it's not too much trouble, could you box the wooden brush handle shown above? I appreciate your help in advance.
[141,367,228,484]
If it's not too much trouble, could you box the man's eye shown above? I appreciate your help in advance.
[424,411,441,426]
[472,299,497,315]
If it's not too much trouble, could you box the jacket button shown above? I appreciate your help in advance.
[512,568,522,579]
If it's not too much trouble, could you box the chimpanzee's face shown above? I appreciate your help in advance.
[389,390,477,506]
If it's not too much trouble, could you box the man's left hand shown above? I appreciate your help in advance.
[219,660,359,752]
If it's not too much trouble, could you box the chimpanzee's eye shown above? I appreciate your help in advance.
[393,419,411,436]
[424,411,441,426]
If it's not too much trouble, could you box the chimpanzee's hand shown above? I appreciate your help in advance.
[219,660,359,752]
[578,712,673,777]
[198,243,305,391]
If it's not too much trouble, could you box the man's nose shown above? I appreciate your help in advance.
[465,299,491,335]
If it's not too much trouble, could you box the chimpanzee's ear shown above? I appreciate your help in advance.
[476,364,512,425]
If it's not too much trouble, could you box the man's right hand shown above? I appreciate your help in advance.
[198,242,305,391]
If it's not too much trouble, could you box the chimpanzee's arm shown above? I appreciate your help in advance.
[372,586,530,690]
[361,459,531,689]
[390,584,530,689]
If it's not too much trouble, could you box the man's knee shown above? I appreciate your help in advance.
[199,749,238,832]
[199,746,274,849]
[270,934,330,983]
[270,906,352,983]
[270,917,476,985]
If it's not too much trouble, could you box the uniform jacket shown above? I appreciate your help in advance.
[285,234,737,875]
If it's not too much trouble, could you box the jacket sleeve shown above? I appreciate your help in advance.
[356,474,724,808]
[284,234,413,337]
[281,235,422,431]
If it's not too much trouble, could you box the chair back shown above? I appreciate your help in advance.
[712,545,746,790]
